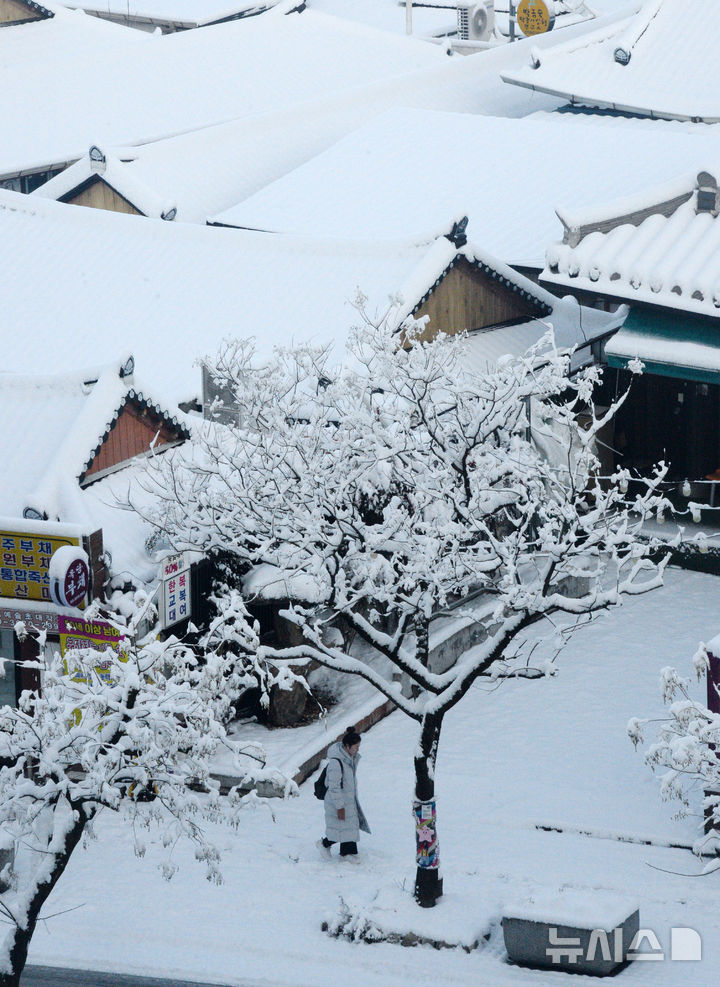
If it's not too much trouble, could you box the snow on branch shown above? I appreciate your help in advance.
[135,309,670,726]
[0,601,293,979]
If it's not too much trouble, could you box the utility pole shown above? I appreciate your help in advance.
[406,0,413,35]
[509,0,516,41]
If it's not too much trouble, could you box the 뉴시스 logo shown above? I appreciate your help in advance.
[547,926,702,964]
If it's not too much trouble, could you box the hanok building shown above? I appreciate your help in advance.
[0,185,624,409]
[0,5,450,204]
[543,169,720,496]
[211,107,720,279]
[59,0,278,34]
[34,146,177,220]
[502,0,719,124]
[0,360,190,704]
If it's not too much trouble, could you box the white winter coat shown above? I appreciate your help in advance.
[323,741,371,844]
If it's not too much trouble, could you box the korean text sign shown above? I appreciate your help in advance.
[162,555,191,628]
[1,528,81,604]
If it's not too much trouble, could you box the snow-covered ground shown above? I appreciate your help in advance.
[28,566,720,985]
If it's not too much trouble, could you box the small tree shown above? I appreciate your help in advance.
[138,315,669,906]
[0,596,293,986]
[629,644,720,864]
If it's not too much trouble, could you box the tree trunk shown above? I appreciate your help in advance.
[0,805,90,986]
[413,711,444,907]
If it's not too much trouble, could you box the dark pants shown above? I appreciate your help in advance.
[322,838,357,856]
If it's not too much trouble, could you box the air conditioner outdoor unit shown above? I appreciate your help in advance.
[457,1,495,42]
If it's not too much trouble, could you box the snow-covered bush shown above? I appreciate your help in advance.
[136,313,670,907]
[630,643,720,861]
[0,598,293,986]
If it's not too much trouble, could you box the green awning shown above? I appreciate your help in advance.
[605,308,720,385]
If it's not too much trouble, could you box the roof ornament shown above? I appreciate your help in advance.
[613,46,631,65]
[120,355,135,379]
[89,145,106,174]
[446,216,469,248]
[696,172,719,217]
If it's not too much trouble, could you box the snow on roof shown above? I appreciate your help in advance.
[0,360,187,523]
[211,107,720,268]
[32,147,176,219]
[0,188,460,406]
[502,0,720,123]
[59,1,273,27]
[19,7,611,223]
[0,187,620,411]
[448,243,628,372]
[0,5,450,180]
[543,169,720,318]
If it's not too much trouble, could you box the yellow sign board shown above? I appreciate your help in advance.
[0,528,80,604]
[517,0,555,36]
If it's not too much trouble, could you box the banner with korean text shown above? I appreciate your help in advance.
[1,528,81,604]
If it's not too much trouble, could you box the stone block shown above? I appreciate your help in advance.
[502,892,639,977]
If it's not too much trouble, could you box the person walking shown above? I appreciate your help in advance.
[317,725,370,859]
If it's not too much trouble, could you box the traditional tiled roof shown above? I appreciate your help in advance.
[33,147,177,220]
[543,169,720,318]
[0,188,623,408]
[0,360,188,521]
[59,1,274,29]
[502,0,720,123]
[0,5,450,181]
[211,107,720,268]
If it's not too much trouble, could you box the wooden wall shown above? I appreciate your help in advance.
[84,402,180,480]
[0,0,44,25]
[413,258,540,344]
[64,178,142,216]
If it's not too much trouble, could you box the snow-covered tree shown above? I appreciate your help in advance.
[0,596,293,986]
[137,313,670,907]
[629,643,720,865]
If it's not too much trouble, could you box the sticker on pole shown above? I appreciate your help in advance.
[48,545,90,608]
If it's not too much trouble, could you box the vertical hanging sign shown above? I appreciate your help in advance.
[161,553,191,629]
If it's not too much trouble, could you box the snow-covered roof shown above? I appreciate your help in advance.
[211,107,720,268]
[461,304,626,376]
[0,189,457,406]
[0,360,187,523]
[604,311,720,384]
[0,5,451,180]
[502,0,720,123]
[445,244,628,372]
[543,169,720,318]
[19,7,614,223]
[59,1,274,28]
[32,147,177,220]
[0,188,620,408]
